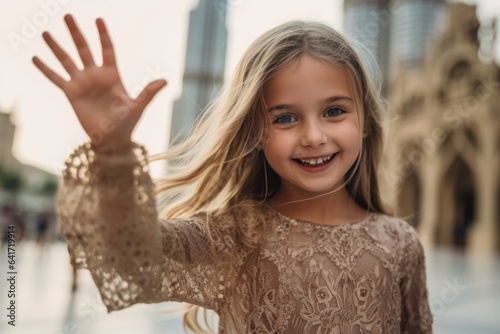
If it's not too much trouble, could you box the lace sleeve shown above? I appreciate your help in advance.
[399,225,434,334]
[56,141,242,313]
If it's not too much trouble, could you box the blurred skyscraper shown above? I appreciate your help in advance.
[344,0,445,90]
[344,0,391,89]
[169,0,228,144]
[390,0,445,70]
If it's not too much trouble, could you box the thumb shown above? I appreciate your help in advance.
[134,79,167,112]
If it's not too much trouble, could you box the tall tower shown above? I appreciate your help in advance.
[169,0,228,144]
[343,0,445,90]
[389,0,445,72]
[343,0,391,88]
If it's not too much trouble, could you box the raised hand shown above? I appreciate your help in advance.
[32,14,167,152]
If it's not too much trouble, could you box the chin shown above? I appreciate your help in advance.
[293,182,345,195]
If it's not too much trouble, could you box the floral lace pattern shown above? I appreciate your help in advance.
[56,141,433,333]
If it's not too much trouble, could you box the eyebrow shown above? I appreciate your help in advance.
[266,95,354,112]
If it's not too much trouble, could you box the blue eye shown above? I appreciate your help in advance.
[273,114,297,124]
[325,107,345,118]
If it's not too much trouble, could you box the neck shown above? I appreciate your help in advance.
[268,184,368,225]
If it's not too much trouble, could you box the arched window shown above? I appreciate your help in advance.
[448,60,471,82]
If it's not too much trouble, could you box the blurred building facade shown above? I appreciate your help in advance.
[383,3,499,254]
[169,0,228,144]
[0,110,57,211]
[0,110,17,170]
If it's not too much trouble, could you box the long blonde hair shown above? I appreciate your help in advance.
[149,20,391,333]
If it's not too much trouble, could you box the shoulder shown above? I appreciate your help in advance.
[160,205,280,249]
[356,213,427,281]
[163,211,238,237]
[372,213,421,238]
[367,213,425,255]
[157,211,242,260]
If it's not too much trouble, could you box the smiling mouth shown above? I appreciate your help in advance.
[293,153,337,167]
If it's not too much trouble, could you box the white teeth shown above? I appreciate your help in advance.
[298,154,334,166]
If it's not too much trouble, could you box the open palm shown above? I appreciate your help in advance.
[32,14,166,151]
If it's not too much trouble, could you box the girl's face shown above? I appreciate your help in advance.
[262,54,363,198]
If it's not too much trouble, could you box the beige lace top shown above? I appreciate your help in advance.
[56,141,433,334]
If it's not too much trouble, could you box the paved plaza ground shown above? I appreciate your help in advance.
[0,240,499,334]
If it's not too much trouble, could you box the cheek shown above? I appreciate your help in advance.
[263,132,293,166]
[336,122,362,148]
[263,129,290,151]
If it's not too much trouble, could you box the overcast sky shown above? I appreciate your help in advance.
[0,0,499,178]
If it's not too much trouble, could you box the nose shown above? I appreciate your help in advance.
[299,119,327,148]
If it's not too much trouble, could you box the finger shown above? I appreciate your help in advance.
[64,14,95,67]
[32,56,66,89]
[42,31,79,76]
[96,18,116,67]
[134,79,167,112]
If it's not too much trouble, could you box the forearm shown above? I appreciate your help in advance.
[56,141,164,311]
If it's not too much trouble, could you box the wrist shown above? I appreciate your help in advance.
[90,139,134,154]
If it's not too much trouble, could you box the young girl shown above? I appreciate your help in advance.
[33,14,433,333]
